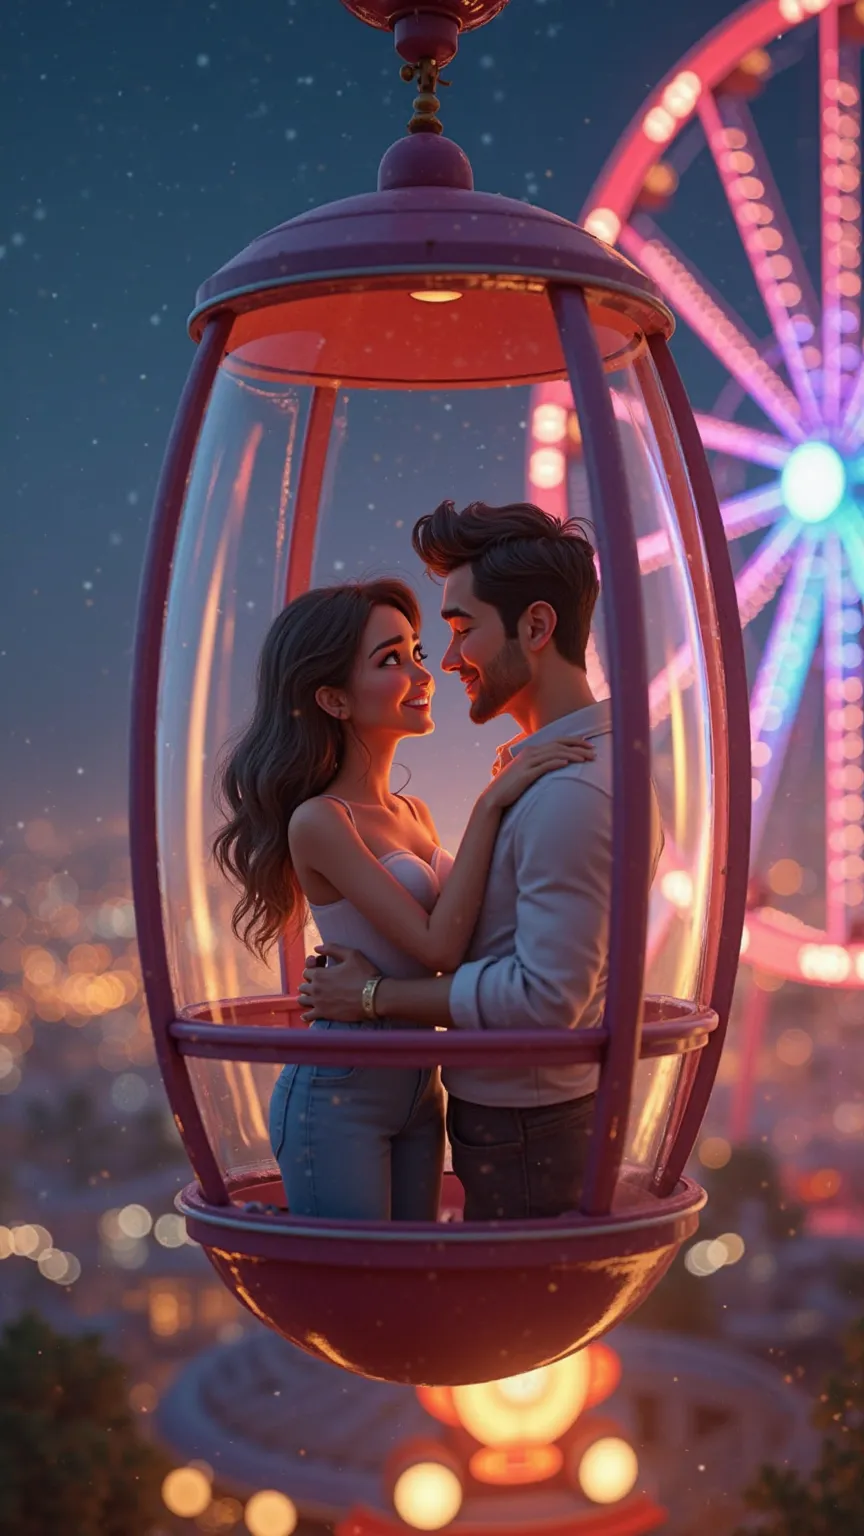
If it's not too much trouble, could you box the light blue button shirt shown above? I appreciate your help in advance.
[445,699,664,1108]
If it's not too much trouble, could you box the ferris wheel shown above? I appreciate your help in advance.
[528,0,864,1050]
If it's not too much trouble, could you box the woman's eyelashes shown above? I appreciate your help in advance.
[380,644,428,667]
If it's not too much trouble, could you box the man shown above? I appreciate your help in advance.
[299,499,663,1220]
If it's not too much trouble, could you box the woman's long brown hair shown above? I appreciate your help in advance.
[213,578,421,958]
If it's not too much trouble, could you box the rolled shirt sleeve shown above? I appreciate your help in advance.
[448,776,612,1031]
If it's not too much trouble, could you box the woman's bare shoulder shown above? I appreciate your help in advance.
[288,795,351,847]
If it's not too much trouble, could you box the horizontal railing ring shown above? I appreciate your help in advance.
[168,1007,717,1067]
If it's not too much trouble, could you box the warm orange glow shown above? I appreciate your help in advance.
[577,1437,638,1505]
[698,1135,731,1170]
[452,1355,590,1447]
[469,1443,563,1485]
[162,1467,211,1518]
[245,1490,298,1536]
[416,1385,461,1427]
[798,1168,842,1203]
[585,1342,622,1407]
[409,290,462,304]
[393,1464,462,1531]
[768,858,803,896]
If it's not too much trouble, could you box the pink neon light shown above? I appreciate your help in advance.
[648,517,800,727]
[621,221,805,441]
[823,538,848,942]
[699,89,822,426]
[695,414,791,468]
[840,355,864,447]
[582,0,836,253]
[719,482,786,540]
[819,10,862,425]
[742,908,864,989]
[749,540,820,861]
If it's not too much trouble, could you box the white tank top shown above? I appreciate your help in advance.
[308,796,454,981]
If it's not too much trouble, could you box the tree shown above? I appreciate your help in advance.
[0,1312,170,1536]
[738,1317,864,1534]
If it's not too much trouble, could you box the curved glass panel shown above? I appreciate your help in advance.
[573,345,718,1179]
[156,286,717,1199]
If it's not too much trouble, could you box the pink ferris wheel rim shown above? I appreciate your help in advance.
[528,0,864,989]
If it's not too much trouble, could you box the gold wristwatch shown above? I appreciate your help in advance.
[361,974,383,1021]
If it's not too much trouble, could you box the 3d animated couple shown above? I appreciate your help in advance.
[214,497,663,1225]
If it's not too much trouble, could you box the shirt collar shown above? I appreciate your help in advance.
[493,698,612,774]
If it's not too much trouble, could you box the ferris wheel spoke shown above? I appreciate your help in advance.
[822,538,864,941]
[820,9,863,426]
[636,482,784,578]
[695,414,791,468]
[720,482,786,540]
[749,540,824,864]
[647,518,800,728]
[621,219,805,442]
[699,90,822,426]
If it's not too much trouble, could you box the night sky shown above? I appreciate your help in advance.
[3,0,804,841]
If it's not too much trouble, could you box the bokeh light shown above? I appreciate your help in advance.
[393,1464,463,1531]
[698,1136,731,1170]
[577,1437,639,1504]
[244,1490,298,1536]
[162,1466,212,1518]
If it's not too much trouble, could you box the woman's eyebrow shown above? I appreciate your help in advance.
[368,632,419,658]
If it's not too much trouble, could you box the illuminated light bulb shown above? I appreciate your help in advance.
[643,106,676,144]
[162,1468,211,1519]
[660,869,693,909]
[740,924,750,955]
[409,291,462,304]
[780,441,847,522]
[393,1465,463,1531]
[798,943,852,984]
[578,1437,639,1505]
[245,1492,298,1536]
[529,448,565,490]
[584,207,621,244]
[532,403,568,444]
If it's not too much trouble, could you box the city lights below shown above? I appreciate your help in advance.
[0,1224,81,1284]
[577,1437,639,1504]
[780,441,847,523]
[393,1464,464,1531]
[244,1490,298,1536]
[685,1232,746,1277]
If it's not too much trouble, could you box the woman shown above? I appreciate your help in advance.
[214,578,594,1221]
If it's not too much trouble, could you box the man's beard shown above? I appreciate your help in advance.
[468,638,531,724]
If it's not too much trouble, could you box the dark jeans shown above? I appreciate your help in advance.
[446,1092,596,1221]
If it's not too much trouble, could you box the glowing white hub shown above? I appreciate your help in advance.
[780,440,847,524]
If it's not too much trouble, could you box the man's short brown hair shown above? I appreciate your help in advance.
[411,500,599,669]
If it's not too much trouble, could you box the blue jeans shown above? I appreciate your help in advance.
[446,1092,597,1221]
[269,1020,445,1221]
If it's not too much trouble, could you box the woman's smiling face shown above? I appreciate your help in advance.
[338,603,435,738]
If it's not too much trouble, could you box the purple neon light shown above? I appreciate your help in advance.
[749,540,823,861]
[819,9,863,426]
[699,90,821,427]
[620,219,805,442]
[695,414,791,469]
[647,516,799,728]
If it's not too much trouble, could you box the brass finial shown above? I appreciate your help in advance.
[399,57,450,135]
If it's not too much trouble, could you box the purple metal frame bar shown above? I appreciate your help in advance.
[277,385,338,997]
[170,1009,716,1066]
[129,313,233,1206]
[633,348,732,1193]
[649,336,751,1196]
[633,349,730,1007]
[551,286,652,1216]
